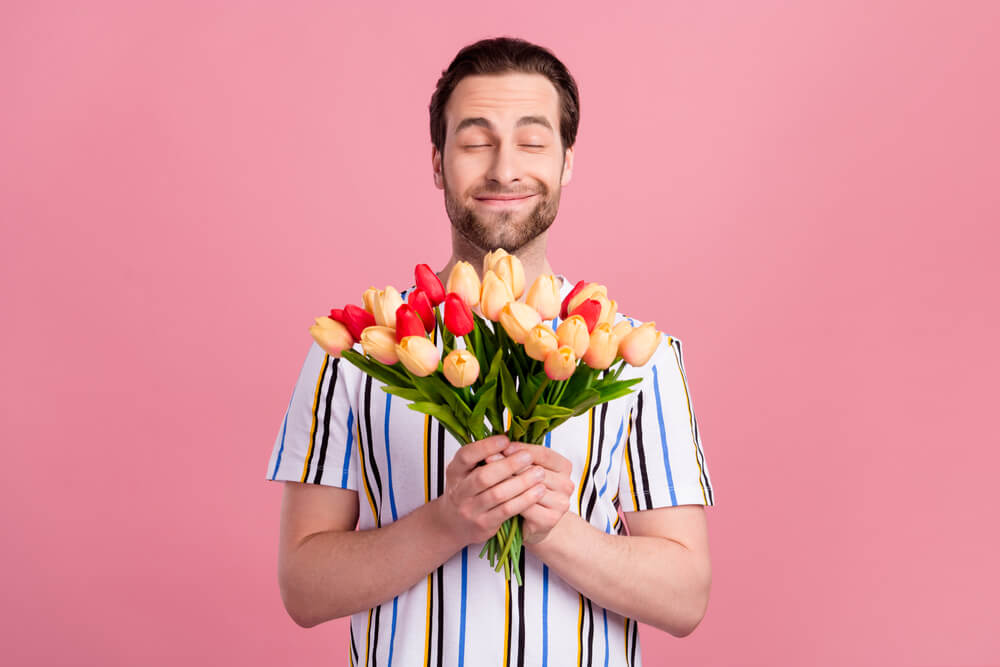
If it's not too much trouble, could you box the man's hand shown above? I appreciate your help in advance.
[433,434,548,546]
[508,443,574,546]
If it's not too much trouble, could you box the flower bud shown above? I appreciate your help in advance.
[556,315,590,358]
[328,308,352,341]
[569,298,602,333]
[499,301,542,344]
[524,324,559,362]
[544,345,577,381]
[407,288,436,333]
[591,294,617,326]
[360,325,400,365]
[619,322,662,366]
[415,264,446,306]
[612,320,633,346]
[567,283,608,316]
[442,349,480,387]
[309,317,354,357]
[395,335,441,377]
[480,270,514,321]
[373,286,404,329]
[493,254,525,300]
[394,303,426,342]
[560,279,587,320]
[342,304,376,341]
[525,274,560,320]
[446,261,481,310]
[443,292,475,336]
[482,248,509,276]
[362,287,379,314]
[582,322,618,370]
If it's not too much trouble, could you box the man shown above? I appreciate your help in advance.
[266,37,715,666]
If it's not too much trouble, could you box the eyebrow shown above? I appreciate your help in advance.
[453,115,554,135]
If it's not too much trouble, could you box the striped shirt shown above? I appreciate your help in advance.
[266,274,715,666]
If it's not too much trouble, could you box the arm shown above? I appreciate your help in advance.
[277,434,547,628]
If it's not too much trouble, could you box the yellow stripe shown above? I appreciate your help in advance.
[423,390,432,665]
[577,593,584,667]
[364,607,373,667]
[423,573,433,666]
[624,416,639,512]
[577,408,594,514]
[669,336,709,504]
[624,618,630,665]
[300,353,329,481]
[503,579,512,666]
[356,418,379,524]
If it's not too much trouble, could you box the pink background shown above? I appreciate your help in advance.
[2,1,998,665]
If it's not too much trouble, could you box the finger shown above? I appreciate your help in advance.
[463,450,535,496]
[452,435,510,474]
[474,464,546,513]
[484,482,547,525]
[535,468,575,496]
[533,488,571,511]
[524,446,573,475]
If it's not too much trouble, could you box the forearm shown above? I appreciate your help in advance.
[527,512,709,637]
[282,498,463,628]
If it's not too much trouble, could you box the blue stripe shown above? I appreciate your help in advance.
[459,547,469,667]
[387,596,399,666]
[341,408,355,488]
[383,394,400,520]
[651,364,677,505]
[544,430,551,448]
[602,609,609,667]
[270,394,293,479]
[542,564,549,666]
[597,417,625,496]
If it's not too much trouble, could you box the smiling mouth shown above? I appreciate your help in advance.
[474,194,537,205]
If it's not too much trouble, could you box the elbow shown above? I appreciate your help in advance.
[675,566,712,638]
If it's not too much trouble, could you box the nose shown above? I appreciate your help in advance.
[485,141,521,188]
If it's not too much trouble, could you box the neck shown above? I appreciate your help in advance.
[436,227,562,296]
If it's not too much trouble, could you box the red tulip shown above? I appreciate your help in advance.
[342,304,376,341]
[394,303,427,342]
[444,292,474,336]
[569,298,602,333]
[415,263,446,306]
[407,288,436,334]
[328,308,351,340]
[560,279,587,320]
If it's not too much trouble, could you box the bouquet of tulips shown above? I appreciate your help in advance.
[308,249,663,583]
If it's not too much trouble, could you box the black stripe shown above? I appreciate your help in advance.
[350,620,359,665]
[506,576,513,667]
[585,597,594,667]
[584,401,609,521]
[623,406,639,512]
[435,563,444,667]
[362,375,384,525]
[436,421,445,498]
[633,391,652,511]
[673,338,714,504]
[311,356,340,483]
[623,618,630,667]
[370,604,382,667]
[426,572,434,667]
[629,615,638,665]
[516,544,526,667]
[577,408,595,514]
[304,355,330,477]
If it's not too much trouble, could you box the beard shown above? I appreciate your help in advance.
[442,166,562,254]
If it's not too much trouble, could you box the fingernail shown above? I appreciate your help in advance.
[516,452,532,465]
[504,443,524,455]
[533,467,544,480]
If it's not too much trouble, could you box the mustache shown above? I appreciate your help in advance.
[473,186,545,197]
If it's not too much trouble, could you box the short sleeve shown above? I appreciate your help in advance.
[617,335,714,511]
[265,340,360,490]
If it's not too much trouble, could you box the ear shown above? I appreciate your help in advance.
[560,146,574,187]
[432,144,444,190]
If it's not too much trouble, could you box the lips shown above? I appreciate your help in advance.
[475,193,537,201]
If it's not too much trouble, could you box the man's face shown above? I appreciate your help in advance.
[433,72,574,255]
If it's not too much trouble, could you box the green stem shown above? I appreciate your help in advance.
[524,377,550,415]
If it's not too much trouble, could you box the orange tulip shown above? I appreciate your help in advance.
[395,335,441,377]
[309,316,354,358]
[566,282,608,315]
[544,345,577,381]
[442,349,480,387]
[619,322,661,366]
[524,324,559,362]
[612,320,634,347]
[362,287,380,314]
[361,325,400,364]
[499,301,542,344]
[482,248,510,277]
[372,285,404,329]
[582,322,618,370]
[446,261,481,310]
[525,274,561,320]
[493,254,525,300]
[556,314,590,358]
[480,270,514,321]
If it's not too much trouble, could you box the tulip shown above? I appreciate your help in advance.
[569,298,602,333]
[446,261,482,310]
[493,254,525,300]
[582,322,618,370]
[327,308,352,340]
[442,349,480,387]
[480,270,514,321]
[362,287,380,314]
[415,264,446,306]
[544,345,577,381]
[560,279,587,319]
[395,335,441,377]
[524,324,559,362]
[482,248,509,276]
[566,282,608,316]
[619,322,662,366]
[361,325,400,365]
[599,297,618,326]
[309,316,354,357]
[556,315,590,358]
[394,303,426,342]
[443,292,474,336]
[407,288,436,333]
[498,301,542,344]
[525,274,560,320]
[612,320,633,347]
[372,286,404,329]
[342,304,376,341]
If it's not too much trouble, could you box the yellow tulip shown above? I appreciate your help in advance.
[395,335,441,377]
[446,261,482,309]
[567,282,608,315]
[482,248,510,276]
[480,269,514,321]
[442,349,480,387]
[499,301,542,344]
[373,285,404,329]
[556,314,590,358]
[619,322,662,366]
[493,254,525,300]
[361,325,400,365]
[582,322,618,369]
[544,345,577,381]
[362,286,379,314]
[309,317,354,358]
[595,295,618,326]
[524,324,559,361]
[525,274,560,320]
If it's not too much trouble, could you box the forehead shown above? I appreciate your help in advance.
[446,72,560,131]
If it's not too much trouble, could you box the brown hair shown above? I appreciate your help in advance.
[429,36,580,156]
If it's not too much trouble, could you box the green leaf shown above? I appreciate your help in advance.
[568,388,602,416]
[498,356,525,416]
[529,403,575,419]
[341,349,413,388]
[406,401,470,443]
[469,380,497,431]
[422,373,473,419]
[380,385,426,402]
